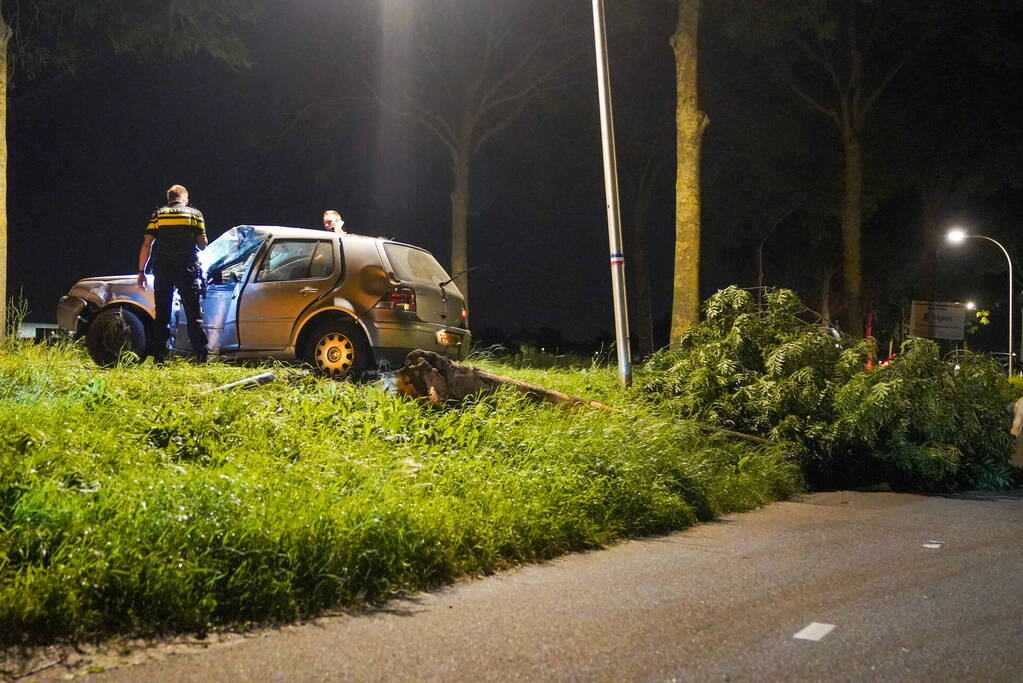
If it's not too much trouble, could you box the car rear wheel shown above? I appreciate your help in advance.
[303,321,369,380]
[85,306,148,367]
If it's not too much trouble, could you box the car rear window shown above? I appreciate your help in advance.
[383,243,451,285]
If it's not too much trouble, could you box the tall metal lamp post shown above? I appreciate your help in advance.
[946,228,1014,376]
[591,0,632,387]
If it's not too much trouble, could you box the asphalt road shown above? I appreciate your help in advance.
[29,490,1023,681]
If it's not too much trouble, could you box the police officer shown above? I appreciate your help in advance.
[136,184,209,363]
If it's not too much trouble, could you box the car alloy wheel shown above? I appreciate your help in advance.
[303,320,370,380]
[314,331,356,377]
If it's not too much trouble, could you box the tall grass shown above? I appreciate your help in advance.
[0,341,800,644]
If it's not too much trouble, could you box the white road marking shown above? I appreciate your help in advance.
[923,540,945,549]
[794,622,836,641]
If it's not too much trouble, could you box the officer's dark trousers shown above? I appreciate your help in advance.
[150,264,208,359]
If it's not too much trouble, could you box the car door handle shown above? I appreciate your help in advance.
[300,287,319,296]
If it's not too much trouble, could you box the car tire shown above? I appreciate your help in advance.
[303,320,370,380]
[85,307,148,367]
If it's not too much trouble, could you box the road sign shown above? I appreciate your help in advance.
[909,300,966,340]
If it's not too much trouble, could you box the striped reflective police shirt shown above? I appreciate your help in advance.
[145,201,206,268]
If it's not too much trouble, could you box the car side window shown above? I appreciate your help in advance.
[255,240,334,282]
[308,241,335,279]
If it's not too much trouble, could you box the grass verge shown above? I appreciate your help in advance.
[0,341,800,644]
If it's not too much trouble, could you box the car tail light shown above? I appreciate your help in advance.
[461,308,467,321]
[375,286,417,312]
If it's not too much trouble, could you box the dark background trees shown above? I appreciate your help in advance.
[0,0,257,334]
[3,0,1022,356]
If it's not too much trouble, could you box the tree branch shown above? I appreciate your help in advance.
[415,40,460,111]
[474,93,539,154]
[862,2,889,54]
[791,33,844,98]
[765,55,840,126]
[862,48,914,117]
[476,5,569,115]
[367,77,458,156]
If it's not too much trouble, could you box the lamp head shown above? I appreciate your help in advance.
[966,301,976,310]
[946,228,967,245]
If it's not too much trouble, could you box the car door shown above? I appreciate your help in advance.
[172,227,266,355]
[236,238,338,350]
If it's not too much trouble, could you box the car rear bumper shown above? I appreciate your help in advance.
[368,320,471,367]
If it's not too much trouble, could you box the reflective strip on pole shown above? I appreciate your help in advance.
[592,0,632,388]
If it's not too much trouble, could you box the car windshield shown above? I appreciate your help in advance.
[201,226,267,277]
[384,243,451,285]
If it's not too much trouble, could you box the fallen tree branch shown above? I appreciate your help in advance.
[395,349,619,411]
[691,422,776,446]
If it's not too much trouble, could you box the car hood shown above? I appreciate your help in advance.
[67,275,155,313]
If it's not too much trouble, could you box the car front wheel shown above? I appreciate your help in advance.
[85,306,148,367]
[303,321,369,380]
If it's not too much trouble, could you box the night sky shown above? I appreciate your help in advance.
[8,1,1023,354]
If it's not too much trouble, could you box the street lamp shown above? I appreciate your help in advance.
[945,227,1014,376]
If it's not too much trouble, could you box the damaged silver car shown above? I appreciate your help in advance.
[57,226,471,378]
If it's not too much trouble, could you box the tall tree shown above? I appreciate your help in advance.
[719,0,944,336]
[373,0,578,313]
[0,17,9,335]
[0,0,256,336]
[609,0,675,357]
[669,0,708,347]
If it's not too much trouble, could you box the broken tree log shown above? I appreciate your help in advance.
[393,351,776,446]
[395,349,619,411]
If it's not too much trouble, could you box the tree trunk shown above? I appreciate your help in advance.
[819,263,835,326]
[840,131,864,336]
[669,0,708,349]
[396,349,618,411]
[0,20,9,339]
[450,145,471,315]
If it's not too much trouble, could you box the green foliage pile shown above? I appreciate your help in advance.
[0,340,799,644]
[641,287,1017,491]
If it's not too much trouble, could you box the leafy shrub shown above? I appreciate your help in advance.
[641,287,1016,490]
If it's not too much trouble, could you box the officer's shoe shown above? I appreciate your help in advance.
[192,351,209,364]
[151,353,167,366]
